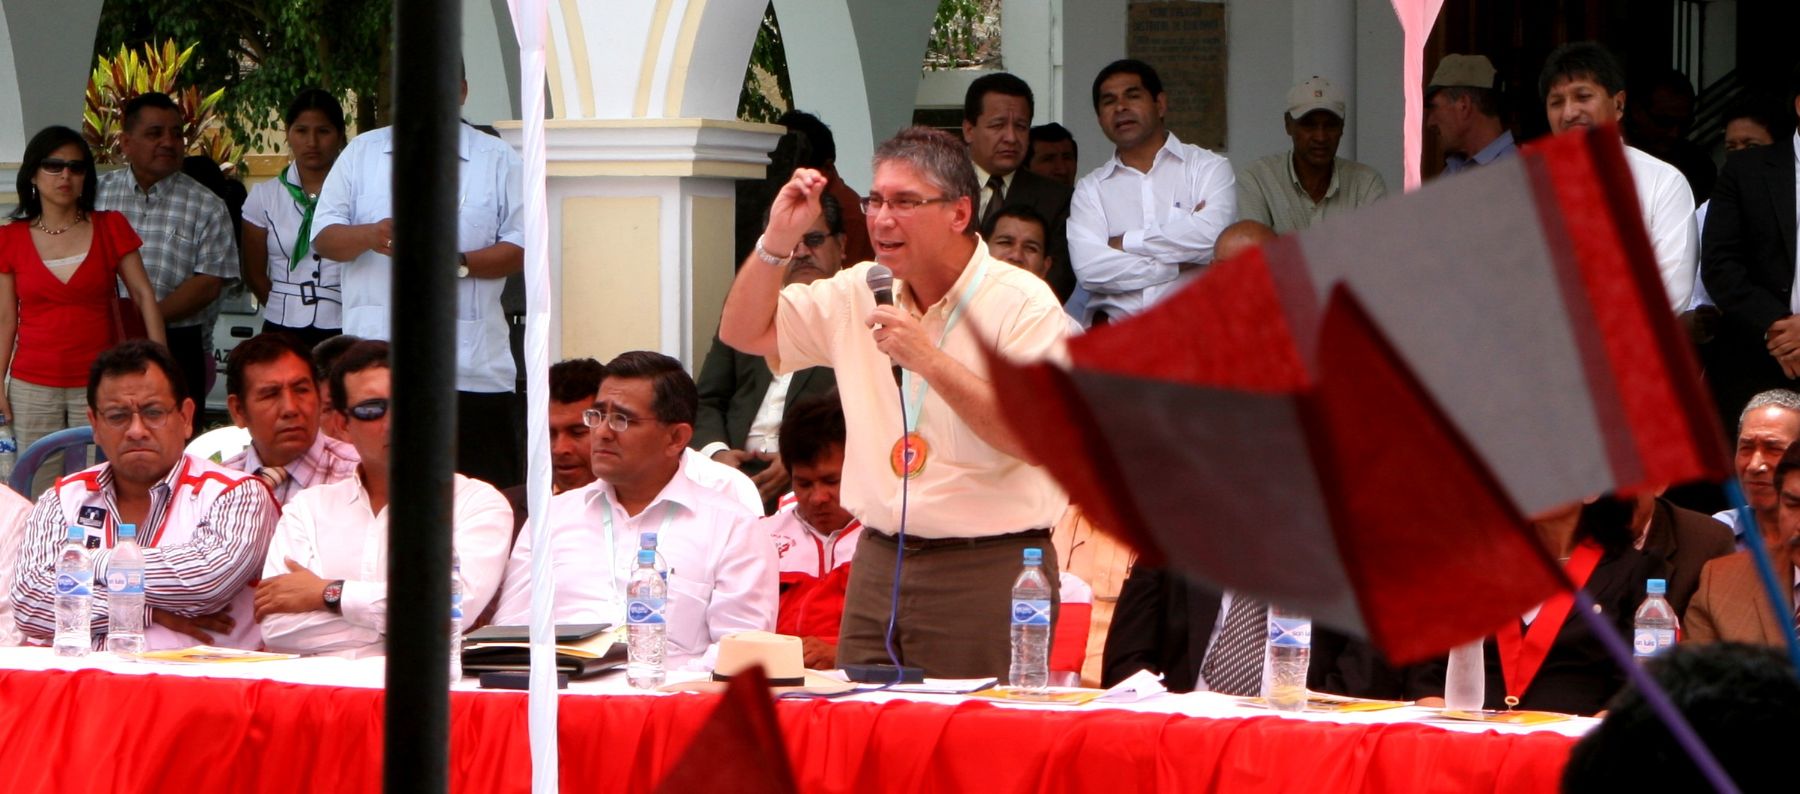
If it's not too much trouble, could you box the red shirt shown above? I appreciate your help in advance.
[0,211,142,387]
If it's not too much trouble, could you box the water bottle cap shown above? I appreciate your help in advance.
[118,523,137,540]
[1646,578,1666,595]
[638,549,656,565]
[1022,548,1042,563]
[65,525,83,541]
[640,532,657,549]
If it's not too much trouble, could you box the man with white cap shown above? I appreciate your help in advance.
[1236,76,1388,235]
[1426,54,1517,176]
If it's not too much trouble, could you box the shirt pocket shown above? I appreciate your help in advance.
[664,572,714,640]
[458,196,501,253]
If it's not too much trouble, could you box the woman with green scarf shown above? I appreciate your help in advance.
[242,89,348,348]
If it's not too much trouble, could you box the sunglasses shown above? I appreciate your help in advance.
[39,158,90,176]
[347,398,390,422]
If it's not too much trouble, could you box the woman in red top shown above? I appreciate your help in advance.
[0,126,164,460]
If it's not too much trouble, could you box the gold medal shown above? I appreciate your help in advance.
[889,432,929,479]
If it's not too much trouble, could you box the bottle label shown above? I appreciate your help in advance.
[1632,628,1675,657]
[1011,598,1051,627]
[1267,617,1312,649]
[105,569,144,596]
[627,596,665,626]
[55,571,92,598]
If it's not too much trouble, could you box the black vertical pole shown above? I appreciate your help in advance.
[386,0,461,792]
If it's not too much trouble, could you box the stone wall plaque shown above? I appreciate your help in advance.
[1126,2,1227,151]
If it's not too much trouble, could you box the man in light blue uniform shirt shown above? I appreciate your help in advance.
[311,68,525,488]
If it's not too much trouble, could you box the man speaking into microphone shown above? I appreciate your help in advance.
[721,127,1069,677]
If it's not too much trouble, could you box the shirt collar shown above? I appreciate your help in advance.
[895,239,991,317]
[384,122,476,161]
[1471,130,1516,166]
[972,162,1014,194]
[1286,151,1341,200]
[1097,131,1186,179]
[581,455,700,518]
[97,454,187,500]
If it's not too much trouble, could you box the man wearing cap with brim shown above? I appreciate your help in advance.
[1235,76,1388,236]
[1426,54,1517,176]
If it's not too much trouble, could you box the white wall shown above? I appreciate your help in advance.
[464,0,523,125]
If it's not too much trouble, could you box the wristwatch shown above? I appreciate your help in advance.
[322,580,345,614]
[456,253,470,279]
[754,234,797,267]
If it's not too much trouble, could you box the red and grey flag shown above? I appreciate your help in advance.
[991,126,1726,663]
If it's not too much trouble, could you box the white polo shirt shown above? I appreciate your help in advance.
[311,123,525,393]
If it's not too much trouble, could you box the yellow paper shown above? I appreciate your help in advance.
[134,646,299,663]
[1438,709,1572,725]
[971,687,1107,705]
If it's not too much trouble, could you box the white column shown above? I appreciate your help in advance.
[1292,0,1358,157]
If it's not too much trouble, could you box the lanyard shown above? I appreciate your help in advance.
[276,169,318,272]
[597,495,677,599]
[900,257,990,432]
[1495,540,1604,708]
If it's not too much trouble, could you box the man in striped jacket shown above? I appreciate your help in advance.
[10,341,279,650]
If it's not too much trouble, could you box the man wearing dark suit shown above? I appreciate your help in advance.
[1699,72,1800,425]
[962,73,1075,303]
[1633,494,1735,616]
[693,194,844,513]
[1104,564,1443,701]
[1687,442,1800,648]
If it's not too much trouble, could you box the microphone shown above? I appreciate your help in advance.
[866,265,903,386]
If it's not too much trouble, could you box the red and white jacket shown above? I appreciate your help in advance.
[10,454,279,650]
[761,497,861,642]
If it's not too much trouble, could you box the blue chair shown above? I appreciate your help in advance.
[10,426,104,496]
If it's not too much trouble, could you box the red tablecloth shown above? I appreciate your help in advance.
[0,668,1573,792]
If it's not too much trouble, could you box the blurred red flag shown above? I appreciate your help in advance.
[653,665,797,794]
[990,127,1725,663]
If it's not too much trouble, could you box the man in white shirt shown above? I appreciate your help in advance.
[1541,42,1697,311]
[493,351,776,669]
[692,194,844,513]
[221,332,358,505]
[1069,59,1236,327]
[255,340,512,657]
[311,67,525,489]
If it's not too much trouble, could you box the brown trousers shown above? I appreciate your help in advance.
[837,530,1060,679]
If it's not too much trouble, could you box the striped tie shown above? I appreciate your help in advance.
[981,174,1005,228]
[1200,594,1268,697]
[255,465,288,494]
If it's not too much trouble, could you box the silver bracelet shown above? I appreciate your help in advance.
[755,234,796,266]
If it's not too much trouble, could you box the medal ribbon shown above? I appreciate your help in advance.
[276,167,318,272]
[899,256,991,433]
[1495,539,1604,707]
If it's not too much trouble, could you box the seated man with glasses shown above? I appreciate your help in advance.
[492,351,777,669]
[255,340,512,657]
[718,126,1070,679]
[10,340,279,650]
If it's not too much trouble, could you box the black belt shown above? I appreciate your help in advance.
[865,526,1050,552]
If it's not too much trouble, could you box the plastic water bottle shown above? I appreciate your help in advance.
[449,550,464,680]
[626,549,666,689]
[1443,637,1486,712]
[1008,547,1053,691]
[104,523,146,657]
[53,525,93,657]
[0,411,16,482]
[1632,578,1678,660]
[1262,605,1312,711]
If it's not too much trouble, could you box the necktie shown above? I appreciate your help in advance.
[1200,593,1268,696]
[981,174,1005,228]
[255,465,289,495]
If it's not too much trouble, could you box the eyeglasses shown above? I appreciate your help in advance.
[39,158,90,176]
[799,232,832,249]
[859,195,954,216]
[98,405,175,430]
[582,408,657,433]
[347,398,390,422]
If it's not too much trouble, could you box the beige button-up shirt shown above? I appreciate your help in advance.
[774,243,1069,538]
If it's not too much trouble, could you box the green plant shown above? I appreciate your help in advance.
[83,40,244,171]
[739,4,794,123]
